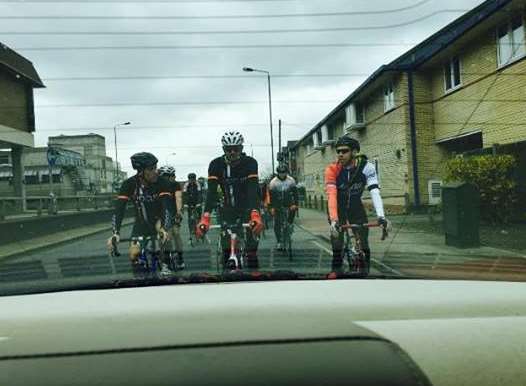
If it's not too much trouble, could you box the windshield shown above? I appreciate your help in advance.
[1,0,525,295]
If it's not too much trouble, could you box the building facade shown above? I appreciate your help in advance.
[290,0,526,212]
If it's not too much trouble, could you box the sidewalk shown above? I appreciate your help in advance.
[296,208,526,278]
[2,209,107,222]
[0,218,134,261]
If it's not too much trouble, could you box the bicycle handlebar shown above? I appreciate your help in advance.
[209,223,251,230]
[340,222,389,240]
[340,223,380,229]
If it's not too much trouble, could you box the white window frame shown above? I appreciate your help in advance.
[497,16,526,68]
[444,56,462,93]
[355,102,365,124]
[383,83,395,112]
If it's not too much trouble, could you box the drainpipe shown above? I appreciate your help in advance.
[407,70,421,207]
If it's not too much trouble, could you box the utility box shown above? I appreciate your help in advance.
[442,182,480,248]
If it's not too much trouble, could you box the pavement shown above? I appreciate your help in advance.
[0,218,134,261]
[296,207,526,280]
[2,208,109,222]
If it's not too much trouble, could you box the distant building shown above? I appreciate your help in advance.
[48,134,126,193]
[0,134,127,197]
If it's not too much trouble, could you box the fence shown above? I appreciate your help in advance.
[299,193,409,214]
[0,194,115,220]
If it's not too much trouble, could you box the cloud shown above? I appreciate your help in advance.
[1,0,485,177]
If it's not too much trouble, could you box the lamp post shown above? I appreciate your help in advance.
[243,67,275,174]
[113,121,131,189]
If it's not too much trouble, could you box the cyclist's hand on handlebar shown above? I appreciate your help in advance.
[158,228,171,243]
[107,234,120,250]
[289,204,298,212]
[196,212,211,239]
[377,217,391,239]
[250,210,264,236]
[329,220,340,238]
[270,207,276,217]
[175,212,183,224]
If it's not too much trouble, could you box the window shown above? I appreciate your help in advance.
[0,154,9,164]
[497,16,525,67]
[355,102,365,123]
[315,130,322,146]
[384,83,395,112]
[346,103,365,126]
[444,57,461,91]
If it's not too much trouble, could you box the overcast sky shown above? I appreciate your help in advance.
[1,0,485,178]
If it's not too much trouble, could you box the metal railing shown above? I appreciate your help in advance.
[0,194,115,220]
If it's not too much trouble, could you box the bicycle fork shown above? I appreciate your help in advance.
[226,229,241,270]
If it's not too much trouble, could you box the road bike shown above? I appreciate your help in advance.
[209,220,252,273]
[341,222,388,276]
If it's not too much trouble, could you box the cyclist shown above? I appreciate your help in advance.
[325,136,388,273]
[268,164,298,249]
[106,152,173,276]
[196,131,264,270]
[158,165,185,270]
[183,173,203,238]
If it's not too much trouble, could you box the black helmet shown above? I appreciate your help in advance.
[188,173,197,179]
[131,152,158,171]
[276,164,288,174]
[335,136,360,151]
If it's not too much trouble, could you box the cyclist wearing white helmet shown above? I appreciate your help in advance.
[159,165,185,271]
[268,164,299,249]
[196,131,264,269]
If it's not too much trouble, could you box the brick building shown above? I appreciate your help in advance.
[290,0,526,212]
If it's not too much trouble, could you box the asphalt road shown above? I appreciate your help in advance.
[1,216,373,284]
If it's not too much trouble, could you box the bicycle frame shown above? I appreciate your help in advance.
[340,222,386,275]
[275,207,294,259]
[209,222,251,271]
[133,235,161,276]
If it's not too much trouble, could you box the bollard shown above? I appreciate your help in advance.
[314,195,318,210]
[0,200,5,221]
[76,197,81,211]
[48,193,58,215]
[94,196,98,210]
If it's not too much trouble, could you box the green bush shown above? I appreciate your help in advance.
[444,154,517,224]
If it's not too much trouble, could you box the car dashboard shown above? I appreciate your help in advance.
[2,279,526,386]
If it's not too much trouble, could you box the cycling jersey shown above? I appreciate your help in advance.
[325,155,379,223]
[112,175,173,236]
[183,181,202,207]
[205,154,259,213]
[268,176,299,208]
[166,179,182,218]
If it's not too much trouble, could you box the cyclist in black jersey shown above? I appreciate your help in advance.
[107,152,174,273]
[196,131,264,269]
[183,172,203,219]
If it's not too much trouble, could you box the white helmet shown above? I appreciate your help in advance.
[158,165,176,177]
[221,131,244,147]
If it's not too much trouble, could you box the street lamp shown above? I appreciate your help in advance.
[113,121,131,187]
[243,66,275,174]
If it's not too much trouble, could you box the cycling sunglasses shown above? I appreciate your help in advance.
[336,148,351,154]
[223,146,242,154]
